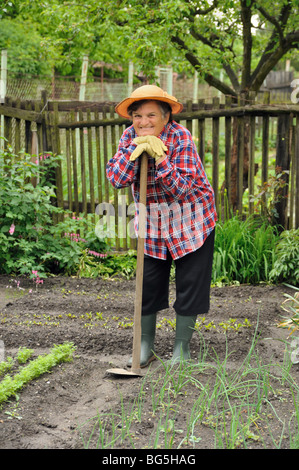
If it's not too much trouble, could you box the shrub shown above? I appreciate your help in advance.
[269,229,299,286]
[0,148,107,277]
[212,216,279,285]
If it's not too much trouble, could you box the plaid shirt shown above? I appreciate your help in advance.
[106,121,217,260]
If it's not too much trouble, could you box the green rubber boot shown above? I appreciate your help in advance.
[172,314,197,362]
[127,313,157,368]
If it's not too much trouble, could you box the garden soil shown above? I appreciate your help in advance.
[0,274,298,450]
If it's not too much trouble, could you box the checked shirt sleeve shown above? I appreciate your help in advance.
[155,128,200,201]
[106,126,139,189]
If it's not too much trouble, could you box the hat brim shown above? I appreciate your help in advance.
[115,96,183,119]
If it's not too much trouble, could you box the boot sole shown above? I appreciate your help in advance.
[127,354,156,369]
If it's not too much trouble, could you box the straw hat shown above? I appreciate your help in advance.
[115,85,183,119]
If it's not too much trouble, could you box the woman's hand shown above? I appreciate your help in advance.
[130,136,167,162]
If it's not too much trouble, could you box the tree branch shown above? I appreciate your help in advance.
[186,0,219,16]
[223,64,240,92]
[189,26,240,91]
[241,0,252,89]
[250,30,299,91]
[256,5,284,44]
[250,1,293,85]
[171,35,237,97]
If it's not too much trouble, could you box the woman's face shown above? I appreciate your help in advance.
[132,101,170,137]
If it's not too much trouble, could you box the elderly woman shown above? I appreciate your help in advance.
[106,85,217,366]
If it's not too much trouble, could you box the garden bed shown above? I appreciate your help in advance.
[0,274,298,450]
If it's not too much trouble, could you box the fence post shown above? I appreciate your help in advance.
[212,97,220,216]
[261,92,270,215]
[79,55,89,101]
[198,99,205,167]
[30,120,38,187]
[128,61,134,95]
[248,92,256,217]
[224,95,232,219]
[236,94,245,216]
[40,90,49,153]
[275,114,291,229]
[0,50,7,151]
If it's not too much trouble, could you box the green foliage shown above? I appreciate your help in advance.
[0,148,107,277]
[16,347,34,364]
[1,0,298,88]
[77,250,137,280]
[0,357,14,377]
[212,216,279,285]
[269,230,299,286]
[0,348,34,377]
[0,18,53,77]
[249,170,289,225]
[0,342,76,405]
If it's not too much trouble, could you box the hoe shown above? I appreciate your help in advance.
[107,152,148,377]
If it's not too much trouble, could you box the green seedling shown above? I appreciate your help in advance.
[0,342,76,405]
[0,357,14,377]
[16,347,34,364]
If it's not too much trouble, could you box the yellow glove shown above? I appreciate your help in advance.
[130,135,167,162]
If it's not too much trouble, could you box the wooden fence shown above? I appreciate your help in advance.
[1,91,298,250]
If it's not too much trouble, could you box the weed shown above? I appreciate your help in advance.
[269,229,299,285]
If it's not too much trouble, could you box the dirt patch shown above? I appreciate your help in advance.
[0,274,298,450]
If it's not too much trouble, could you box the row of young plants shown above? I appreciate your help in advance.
[0,148,298,286]
[0,342,76,405]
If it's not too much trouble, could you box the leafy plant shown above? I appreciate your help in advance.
[269,229,299,285]
[0,148,108,277]
[0,342,76,405]
[0,357,14,377]
[77,249,137,279]
[16,347,34,364]
[212,216,279,285]
[249,169,289,225]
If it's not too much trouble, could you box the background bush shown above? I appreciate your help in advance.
[0,149,107,278]
[269,229,299,286]
[212,216,279,285]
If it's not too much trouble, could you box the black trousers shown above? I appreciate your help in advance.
[142,229,215,317]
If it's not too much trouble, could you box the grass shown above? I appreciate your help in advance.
[77,324,299,450]
[76,213,281,286]
[212,215,279,285]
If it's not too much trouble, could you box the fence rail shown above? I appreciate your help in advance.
[1,92,298,251]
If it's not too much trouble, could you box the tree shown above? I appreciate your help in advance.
[121,0,299,97]
[0,18,53,77]
[3,1,298,89]
[0,0,133,76]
